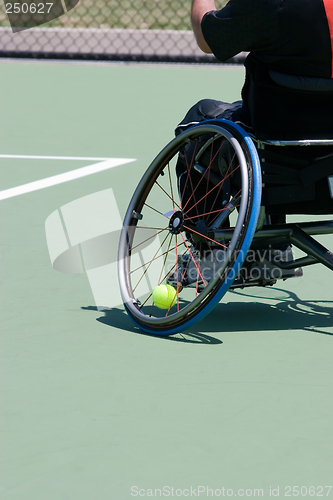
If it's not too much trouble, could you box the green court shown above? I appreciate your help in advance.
[1,60,333,499]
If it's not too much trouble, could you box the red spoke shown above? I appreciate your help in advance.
[182,176,225,216]
[149,302,155,317]
[182,164,240,217]
[140,260,179,308]
[203,138,225,216]
[175,234,179,311]
[165,276,179,317]
[208,151,237,214]
[157,233,173,286]
[139,237,186,308]
[195,245,202,298]
[202,141,215,217]
[179,232,208,286]
[182,145,200,218]
[182,224,228,249]
[185,205,239,221]
[179,141,199,210]
[133,232,170,293]
[182,137,224,214]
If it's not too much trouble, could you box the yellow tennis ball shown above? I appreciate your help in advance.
[152,284,177,309]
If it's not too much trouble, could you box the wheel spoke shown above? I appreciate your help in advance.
[203,137,225,216]
[179,232,208,286]
[155,180,181,211]
[182,164,240,217]
[209,151,237,212]
[140,258,179,308]
[180,142,200,217]
[130,241,183,274]
[175,234,180,311]
[184,206,238,221]
[130,226,169,251]
[157,233,174,286]
[182,224,228,249]
[132,232,170,293]
[144,203,170,218]
[182,135,224,214]
[167,163,176,213]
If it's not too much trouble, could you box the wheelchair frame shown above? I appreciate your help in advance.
[118,120,333,335]
[215,137,333,274]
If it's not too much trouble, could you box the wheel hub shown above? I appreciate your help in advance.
[168,210,184,235]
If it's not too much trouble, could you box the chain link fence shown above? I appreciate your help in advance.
[0,0,246,63]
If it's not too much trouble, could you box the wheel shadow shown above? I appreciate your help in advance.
[82,288,333,342]
[81,305,223,344]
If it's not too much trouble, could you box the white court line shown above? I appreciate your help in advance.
[0,158,136,201]
[0,154,114,161]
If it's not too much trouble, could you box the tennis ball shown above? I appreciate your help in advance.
[152,284,177,309]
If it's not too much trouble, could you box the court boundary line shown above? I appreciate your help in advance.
[0,154,117,161]
[0,157,136,201]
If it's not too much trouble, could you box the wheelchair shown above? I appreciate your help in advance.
[118,118,333,335]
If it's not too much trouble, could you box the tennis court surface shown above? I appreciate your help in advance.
[1,59,332,500]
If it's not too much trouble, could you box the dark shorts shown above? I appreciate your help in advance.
[175,99,251,136]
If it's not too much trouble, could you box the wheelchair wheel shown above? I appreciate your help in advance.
[118,120,262,335]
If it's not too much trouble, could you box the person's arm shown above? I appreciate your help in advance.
[191,0,216,53]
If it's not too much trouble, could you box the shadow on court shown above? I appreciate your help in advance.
[81,305,223,344]
[207,295,333,337]
[82,289,333,341]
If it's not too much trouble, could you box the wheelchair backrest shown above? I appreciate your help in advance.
[245,59,333,141]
